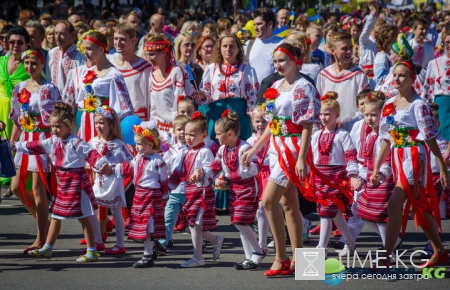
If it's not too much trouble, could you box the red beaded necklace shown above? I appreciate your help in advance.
[181,142,204,181]
[364,133,378,158]
[318,125,338,154]
[223,139,240,172]
[219,62,240,77]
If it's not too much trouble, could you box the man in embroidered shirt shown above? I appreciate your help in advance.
[45,20,86,92]
[112,23,152,121]
[408,18,435,69]
[317,32,369,122]
[244,8,283,83]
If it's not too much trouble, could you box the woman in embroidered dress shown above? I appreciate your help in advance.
[421,29,450,141]
[193,34,258,143]
[372,60,449,268]
[12,103,111,262]
[114,121,169,268]
[144,33,193,138]
[377,33,425,99]
[241,43,321,276]
[9,48,61,253]
[74,31,134,143]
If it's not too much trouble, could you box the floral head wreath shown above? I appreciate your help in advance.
[96,105,113,119]
[132,121,171,152]
[144,39,172,53]
[24,50,45,64]
[77,30,109,54]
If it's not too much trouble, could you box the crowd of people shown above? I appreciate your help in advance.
[0,0,450,275]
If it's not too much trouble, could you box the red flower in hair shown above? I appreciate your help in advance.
[192,111,201,120]
[320,94,329,101]
[177,95,184,103]
[264,88,279,100]
[367,93,371,100]
[306,38,312,46]
[18,88,31,104]
[219,82,226,92]
[221,109,231,118]
[83,70,96,84]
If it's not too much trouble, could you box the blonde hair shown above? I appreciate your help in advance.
[285,31,311,62]
[215,110,240,136]
[173,114,190,128]
[94,107,124,141]
[114,23,136,38]
[321,91,340,113]
[251,105,264,119]
[329,32,352,49]
[174,32,197,63]
[307,23,322,33]
[51,102,74,128]
[42,25,56,50]
[364,91,386,111]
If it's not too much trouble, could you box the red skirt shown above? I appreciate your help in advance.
[128,186,165,241]
[53,168,98,217]
[183,184,216,230]
[315,165,352,218]
[256,165,270,200]
[229,177,259,224]
[358,175,395,223]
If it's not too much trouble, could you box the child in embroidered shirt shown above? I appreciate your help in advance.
[208,110,264,270]
[343,89,370,133]
[169,112,223,268]
[114,121,169,268]
[246,105,271,254]
[312,92,360,257]
[159,115,190,250]
[88,106,134,255]
[13,103,111,262]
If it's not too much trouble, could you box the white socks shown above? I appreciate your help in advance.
[235,224,262,262]
[318,217,332,248]
[143,234,154,255]
[256,201,269,249]
[111,208,125,247]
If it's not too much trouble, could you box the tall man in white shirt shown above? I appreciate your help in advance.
[45,20,86,92]
[244,8,283,84]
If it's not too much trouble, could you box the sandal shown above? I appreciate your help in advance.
[264,257,290,277]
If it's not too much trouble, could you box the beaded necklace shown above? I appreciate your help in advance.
[318,125,338,154]
[223,139,240,172]
[364,133,378,158]
[181,143,204,181]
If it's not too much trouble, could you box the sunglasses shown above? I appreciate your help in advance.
[0,36,6,41]
[9,40,25,46]
[182,43,195,48]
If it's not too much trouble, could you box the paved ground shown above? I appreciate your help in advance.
[1,193,449,290]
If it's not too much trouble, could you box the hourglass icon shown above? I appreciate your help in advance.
[303,252,319,276]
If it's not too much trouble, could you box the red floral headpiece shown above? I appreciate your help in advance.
[367,93,372,100]
[177,95,184,104]
[306,38,312,46]
[192,111,201,120]
[221,109,231,118]
[320,94,329,101]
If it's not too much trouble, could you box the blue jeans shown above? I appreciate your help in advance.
[159,193,186,246]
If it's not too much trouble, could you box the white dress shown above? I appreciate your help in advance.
[45,44,86,91]
[316,65,369,122]
[9,80,61,172]
[264,77,321,187]
[149,65,193,138]
[90,138,134,208]
[199,63,259,115]
[112,57,152,121]
[377,66,426,99]
[75,67,134,142]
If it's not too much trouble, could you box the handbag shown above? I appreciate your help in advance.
[0,129,16,178]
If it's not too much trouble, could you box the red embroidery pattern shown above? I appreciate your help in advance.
[317,132,334,164]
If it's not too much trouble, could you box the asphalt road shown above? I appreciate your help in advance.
[1,193,449,290]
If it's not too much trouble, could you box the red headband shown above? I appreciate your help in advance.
[274,47,304,66]
[27,51,45,64]
[84,36,108,53]
[221,109,231,118]
[177,95,184,104]
[398,61,416,82]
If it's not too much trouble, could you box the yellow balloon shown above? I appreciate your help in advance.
[307,8,316,18]
[243,20,255,38]
[342,5,350,14]
[436,2,441,10]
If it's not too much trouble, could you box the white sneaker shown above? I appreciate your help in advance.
[212,235,224,261]
[267,240,275,248]
[180,257,205,268]
[338,242,355,257]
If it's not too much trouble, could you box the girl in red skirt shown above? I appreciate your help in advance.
[114,121,169,268]
[312,92,360,256]
[210,109,265,270]
[169,112,223,268]
[13,103,111,262]
[357,92,402,252]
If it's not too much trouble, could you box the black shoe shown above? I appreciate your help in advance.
[235,260,250,270]
[242,260,258,270]
[167,240,174,248]
[156,240,167,256]
[133,255,154,268]
[330,241,345,250]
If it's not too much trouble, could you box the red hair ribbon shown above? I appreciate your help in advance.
[398,61,416,82]
[29,51,45,64]
[192,111,201,120]
[84,36,108,54]
[221,109,231,118]
[306,38,312,46]
[274,47,303,66]
[320,94,329,101]
[367,93,371,100]
[177,95,184,104]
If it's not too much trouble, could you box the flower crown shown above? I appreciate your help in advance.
[133,121,171,152]
[144,40,171,52]
[25,50,45,64]
[96,105,113,119]
[77,30,96,54]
